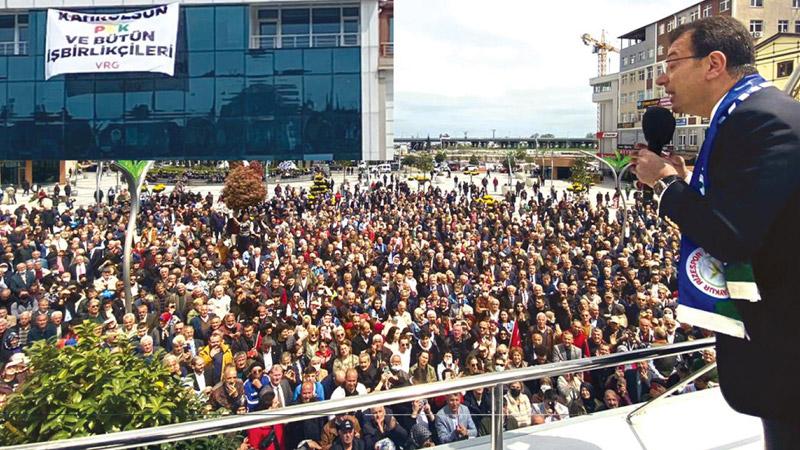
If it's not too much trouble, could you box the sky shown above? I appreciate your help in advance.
[395,0,698,139]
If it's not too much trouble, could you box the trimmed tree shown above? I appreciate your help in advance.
[0,322,238,448]
[222,162,267,212]
[469,154,480,165]
[434,151,447,164]
[569,156,595,193]
[415,153,434,175]
[401,154,418,174]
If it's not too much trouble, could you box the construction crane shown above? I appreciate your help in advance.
[583,31,619,143]
[582,31,618,77]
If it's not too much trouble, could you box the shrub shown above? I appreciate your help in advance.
[0,322,239,449]
[222,163,267,212]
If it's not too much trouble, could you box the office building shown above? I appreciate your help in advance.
[0,0,393,185]
[592,0,800,157]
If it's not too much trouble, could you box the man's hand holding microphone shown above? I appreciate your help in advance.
[631,106,690,193]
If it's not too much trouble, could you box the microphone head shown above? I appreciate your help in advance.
[642,106,676,155]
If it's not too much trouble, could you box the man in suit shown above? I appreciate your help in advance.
[8,263,34,296]
[185,355,215,397]
[551,330,583,362]
[434,393,477,444]
[69,255,90,283]
[634,16,800,446]
[259,364,293,408]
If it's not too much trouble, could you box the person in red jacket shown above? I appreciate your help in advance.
[246,390,285,450]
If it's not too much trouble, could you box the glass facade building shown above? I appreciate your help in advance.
[0,5,364,160]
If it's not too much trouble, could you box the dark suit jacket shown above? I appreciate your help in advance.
[659,85,800,420]
[8,271,35,294]
[260,379,293,407]
[188,368,215,393]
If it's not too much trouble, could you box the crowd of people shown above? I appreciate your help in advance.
[0,168,717,450]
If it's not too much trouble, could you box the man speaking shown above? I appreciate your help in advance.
[633,16,800,449]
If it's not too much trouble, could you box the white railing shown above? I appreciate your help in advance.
[250,33,360,49]
[381,41,394,57]
[4,338,715,450]
[0,41,27,56]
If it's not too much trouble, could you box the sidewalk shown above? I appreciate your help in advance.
[0,168,625,212]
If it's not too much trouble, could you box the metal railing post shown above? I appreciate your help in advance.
[491,383,504,450]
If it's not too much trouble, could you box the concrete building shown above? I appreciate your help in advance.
[592,0,800,158]
[378,0,393,162]
[0,0,393,185]
[755,31,800,98]
[617,24,657,151]
[589,72,619,156]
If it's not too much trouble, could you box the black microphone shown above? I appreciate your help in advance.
[642,106,676,156]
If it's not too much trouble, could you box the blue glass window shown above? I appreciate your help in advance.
[189,52,215,77]
[215,6,245,50]
[333,74,359,113]
[245,117,275,153]
[186,7,214,51]
[313,8,340,35]
[246,53,274,77]
[35,81,64,116]
[124,79,154,119]
[8,56,34,81]
[0,15,15,43]
[275,49,303,75]
[304,75,332,113]
[245,78,275,117]
[275,76,302,114]
[215,52,245,77]
[186,78,214,116]
[0,5,361,160]
[7,81,34,119]
[304,48,332,74]
[215,77,244,117]
[31,12,44,56]
[155,81,185,113]
[65,80,94,120]
[95,80,124,119]
[333,48,359,73]
[274,115,302,154]
[282,9,310,36]
[0,57,9,80]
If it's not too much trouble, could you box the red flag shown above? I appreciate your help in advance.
[510,320,522,348]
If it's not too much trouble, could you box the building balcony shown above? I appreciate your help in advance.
[381,41,393,57]
[249,33,359,50]
[0,41,27,56]
[379,41,393,70]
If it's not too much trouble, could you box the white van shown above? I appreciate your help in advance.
[377,163,392,173]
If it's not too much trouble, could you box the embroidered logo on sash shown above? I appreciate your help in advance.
[686,248,729,299]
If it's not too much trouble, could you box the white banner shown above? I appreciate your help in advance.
[45,4,180,80]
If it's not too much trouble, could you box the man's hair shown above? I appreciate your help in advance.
[668,16,756,76]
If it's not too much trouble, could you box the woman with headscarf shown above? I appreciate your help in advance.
[568,382,603,416]
[0,332,22,365]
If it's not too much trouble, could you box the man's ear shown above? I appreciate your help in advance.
[706,50,729,80]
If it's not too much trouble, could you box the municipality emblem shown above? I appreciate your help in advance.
[686,248,729,299]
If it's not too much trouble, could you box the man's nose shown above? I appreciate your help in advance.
[655,73,668,86]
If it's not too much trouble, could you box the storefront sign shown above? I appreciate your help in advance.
[45,4,180,79]
[675,118,688,126]
[636,98,660,110]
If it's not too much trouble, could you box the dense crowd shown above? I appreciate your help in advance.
[0,169,717,450]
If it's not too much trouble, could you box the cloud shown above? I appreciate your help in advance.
[395,0,698,137]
